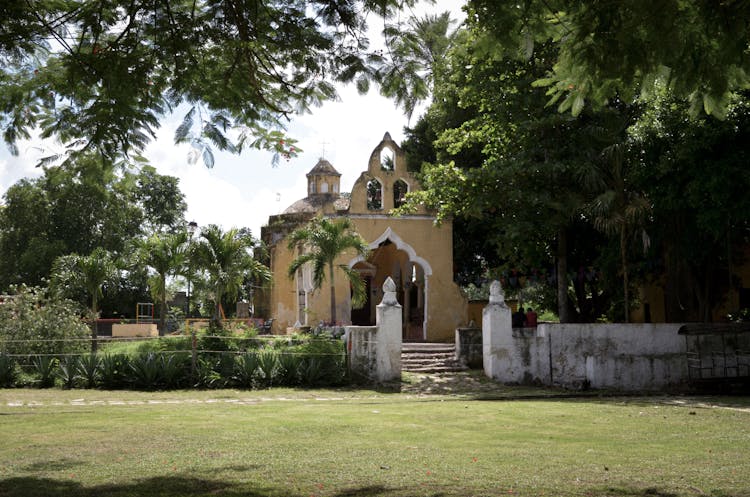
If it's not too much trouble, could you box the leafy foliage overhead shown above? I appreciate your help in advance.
[0,0,416,165]
[467,0,750,118]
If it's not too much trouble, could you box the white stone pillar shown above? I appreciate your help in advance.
[483,280,512,379]
[375,277,402,382]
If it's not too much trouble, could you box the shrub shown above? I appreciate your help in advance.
[99,354,130,389]
[0,353,18,387]
[277,350,302,386]
[232,352,259,388]
[77,354,101,389]
[299,356,327,387]
[199,325,240,353]
[193,357,222,389]
[57,356,79,389]
[0,285,90,358]
[257,350,278,387]
[295,338,347,387]
[129,353,162,390]
[31,355,58,388]
[160,353,189,389]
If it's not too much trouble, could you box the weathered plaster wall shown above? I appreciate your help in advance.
[484,322,687,390]
[345,277,402,382]
[544,323,687,390]
[482,284,687,390]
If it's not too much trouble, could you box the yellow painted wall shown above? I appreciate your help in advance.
[262,133,468,341]
[112,323,158,337]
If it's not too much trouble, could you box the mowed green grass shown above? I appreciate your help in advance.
[1,388,748,497]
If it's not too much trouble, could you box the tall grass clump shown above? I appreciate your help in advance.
[30,355,58,388]
[232,352,259,388]
[99,354,130,389]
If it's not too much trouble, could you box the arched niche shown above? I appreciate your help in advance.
[393,179,408,208]
[366,178,383,210]
[380,147,395,171]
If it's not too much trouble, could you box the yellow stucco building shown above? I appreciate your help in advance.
[260,132,467,341]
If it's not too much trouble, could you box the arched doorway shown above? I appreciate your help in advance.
[349,228,431,341]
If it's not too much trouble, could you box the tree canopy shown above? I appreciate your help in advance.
[398,8,750,322]
[0,155,186,290]
[191,224,270,328]
[466,0,750,118]
[0,0,417,166]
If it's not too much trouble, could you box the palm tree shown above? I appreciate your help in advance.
[137,231,188,333]
[191,225,270,329]
[378,11,456,119]
[287,217,369,324]
[584,143,651,322]
[51,247,119,352]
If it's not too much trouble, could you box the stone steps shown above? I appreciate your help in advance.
[401,342,467,373]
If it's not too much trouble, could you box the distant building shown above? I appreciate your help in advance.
[261,132,466,341]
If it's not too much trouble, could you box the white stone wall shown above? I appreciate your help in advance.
[482,281,688,391]
[345,277,402,383]
[543,323,687,390]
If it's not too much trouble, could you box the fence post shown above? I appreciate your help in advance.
[483,280,511,380]
[191,326,197,380]
[375,277,402,382]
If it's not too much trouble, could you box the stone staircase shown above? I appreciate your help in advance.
[401,342,468,373]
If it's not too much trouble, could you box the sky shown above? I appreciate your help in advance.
[0,1,464,239]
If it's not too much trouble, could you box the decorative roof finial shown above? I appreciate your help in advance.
[381,276,399,305]
[489,280,506,306]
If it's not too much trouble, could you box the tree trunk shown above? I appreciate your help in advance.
[213,284,223,329]
[557,229,570,323]
[620,225,630,323]
[329,262,336,325]
[159,275,167,334]
[90,296,98,354]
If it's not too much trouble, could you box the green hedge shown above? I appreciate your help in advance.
[0,337,348,390]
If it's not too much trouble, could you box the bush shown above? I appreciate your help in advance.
[77,354,101,388]
[199,325,240,353]
[0,285,90,358]
[257,350,278,387]
[294,338,347,387]
[99,354,130,389]
[129,353,163,390]
[160,353,190,389]
[31,355,58,388]
[232,352,259,388]
[193,357,222,389]
[57,356,79,389]
[277,350,302,386]
[0,353,18,387]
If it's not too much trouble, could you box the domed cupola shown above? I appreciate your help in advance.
[306,158,341,196]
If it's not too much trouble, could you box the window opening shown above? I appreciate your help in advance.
[393,179,408,208]
[367,179,382,210]
[380,147,395,171]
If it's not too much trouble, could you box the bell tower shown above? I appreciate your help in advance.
[306,158,341,196]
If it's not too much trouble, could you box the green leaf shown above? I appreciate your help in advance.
[571,93,585,116]
[202,147,215,169]
[174,107,195,144]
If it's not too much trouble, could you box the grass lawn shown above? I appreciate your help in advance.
[1,378,749,497]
